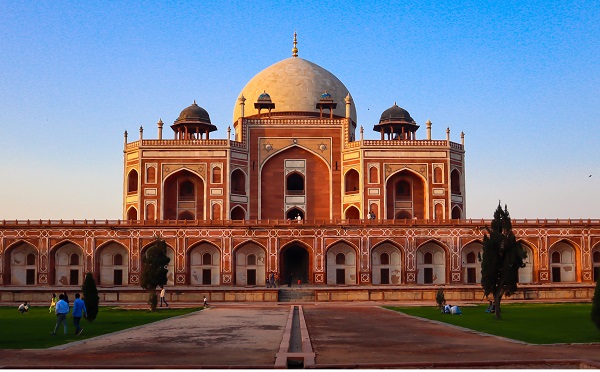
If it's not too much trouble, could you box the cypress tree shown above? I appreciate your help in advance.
[81,272,100,321]
[140,238,170,311]
[481,203,527,320]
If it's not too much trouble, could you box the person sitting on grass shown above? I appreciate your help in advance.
[450,305,462,315]
[18,302,29,314]
[443,303,451,314]
[485,300,495,313]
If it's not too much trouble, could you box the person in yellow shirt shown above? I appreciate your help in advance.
[49,293,57,313]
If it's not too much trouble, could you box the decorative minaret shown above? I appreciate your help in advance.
[238,94,246,118]
[123,130,128,151]
[461,131,465,146]
[360,126,364,141]
[157,119,164,140]
[292,31,298,57]
[446,127,450,142]
[426,119,432,140]
[139,126,143,140]
[345,93,352,119]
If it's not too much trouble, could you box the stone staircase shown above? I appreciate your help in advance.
[278,288,315,302]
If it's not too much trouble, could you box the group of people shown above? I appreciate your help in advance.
[442,303,462,315]
[49,292,87,336]
[266,272,280,288]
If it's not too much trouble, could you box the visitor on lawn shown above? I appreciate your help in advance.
[72,292,87,336]
[51,294,70,335]
[18,302,29,314]
[450,305,462,315]
[485,300,495,313]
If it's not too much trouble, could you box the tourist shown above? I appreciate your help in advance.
[72,293,87,336]
[49,293,57,313]
[443,304,451,314]
[159,286,169,307]
[63,291,69,305]
[450,305,462,315]
[203,295,208,307]
[51,294,70,335]
[485,300,495,313]
[18,302,29,314]
[269,272,275,288]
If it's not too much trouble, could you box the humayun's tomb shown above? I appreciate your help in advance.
[2,35,599,303]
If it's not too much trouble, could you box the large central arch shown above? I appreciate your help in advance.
[280,243,310,285]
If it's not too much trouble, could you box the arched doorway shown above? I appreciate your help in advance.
[280,244,310,285]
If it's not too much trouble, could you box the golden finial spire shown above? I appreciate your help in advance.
[292,30,298,57]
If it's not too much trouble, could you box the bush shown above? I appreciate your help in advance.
[592,278,600,331]
[81,272,100,321]
[436,289,446,309]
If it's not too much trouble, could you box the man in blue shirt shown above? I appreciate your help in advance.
[51,294,70,335]
[72,292,87,336]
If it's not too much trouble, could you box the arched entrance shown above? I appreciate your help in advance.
[280,244,310,285]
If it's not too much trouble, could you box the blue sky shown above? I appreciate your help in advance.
[0,1,598,220]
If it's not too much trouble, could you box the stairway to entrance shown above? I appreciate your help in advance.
[278,288,315,302]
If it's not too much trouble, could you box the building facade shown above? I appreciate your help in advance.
[2,38,600,292]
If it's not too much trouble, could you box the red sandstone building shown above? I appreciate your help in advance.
[2,37,599,301]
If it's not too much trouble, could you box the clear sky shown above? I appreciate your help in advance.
[1,1,598,220]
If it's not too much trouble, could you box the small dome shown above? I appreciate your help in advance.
[175,101,211,125]
[258,91,272,101]
[379,103,414,124]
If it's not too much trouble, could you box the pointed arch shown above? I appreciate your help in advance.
[233,240,267,286]
[188,240,221,285]
[548,239,579,282]
[344,168,360,194]
[50,240,84,286]
[4,240,38,285]
[518,239,536,284]
[416,239,449,284]
[94,240,129,286]
[371,240,404,285]
[127,169,139,193]
[450,168,461,195]
[163,169,205,220]
[279,240,314,284]
[451,205,462,219]
[126,206,138,221]
[325,239,359,285]
[344,205,360,220]
[230,205,246,220]
[385,168,427,220]
[231,168,247,195]
[462,241,483,284]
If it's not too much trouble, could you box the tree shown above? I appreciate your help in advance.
[436,288,446,310]
[81,272,99,321]
[140,238,170,311]
[592,277,600,331]
[481,203,526,320]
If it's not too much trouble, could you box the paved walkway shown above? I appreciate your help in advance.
[1,303,599,368]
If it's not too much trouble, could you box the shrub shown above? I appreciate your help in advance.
[81,272,100,321]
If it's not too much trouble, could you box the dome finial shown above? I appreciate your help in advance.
[292,30,298,57]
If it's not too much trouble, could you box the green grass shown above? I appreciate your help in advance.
[0,306,202,349]
[387,303,600,344]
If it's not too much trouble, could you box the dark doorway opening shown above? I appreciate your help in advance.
[467,268,476,283]
[70,269,79,285]
[247,269,256,285]
[380,268,389,284]
[281,245,309,284]
[113,269,123,285]
[336,269,345,284]
[26,269,35,285]
[552,267,561,282]
[202,269,212,285]
[424,268,433,284]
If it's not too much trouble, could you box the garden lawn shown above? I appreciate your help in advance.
[388,303,600,344]
[0,306,202,349]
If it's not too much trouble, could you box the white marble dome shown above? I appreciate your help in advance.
[233,57,357,123]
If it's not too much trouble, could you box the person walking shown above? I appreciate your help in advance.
[62,291,69,305]
[49,293,57,313]
[159,286,169,307]
[51,294,70,335]
[72,293,87,336]
[203,295,208,307]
